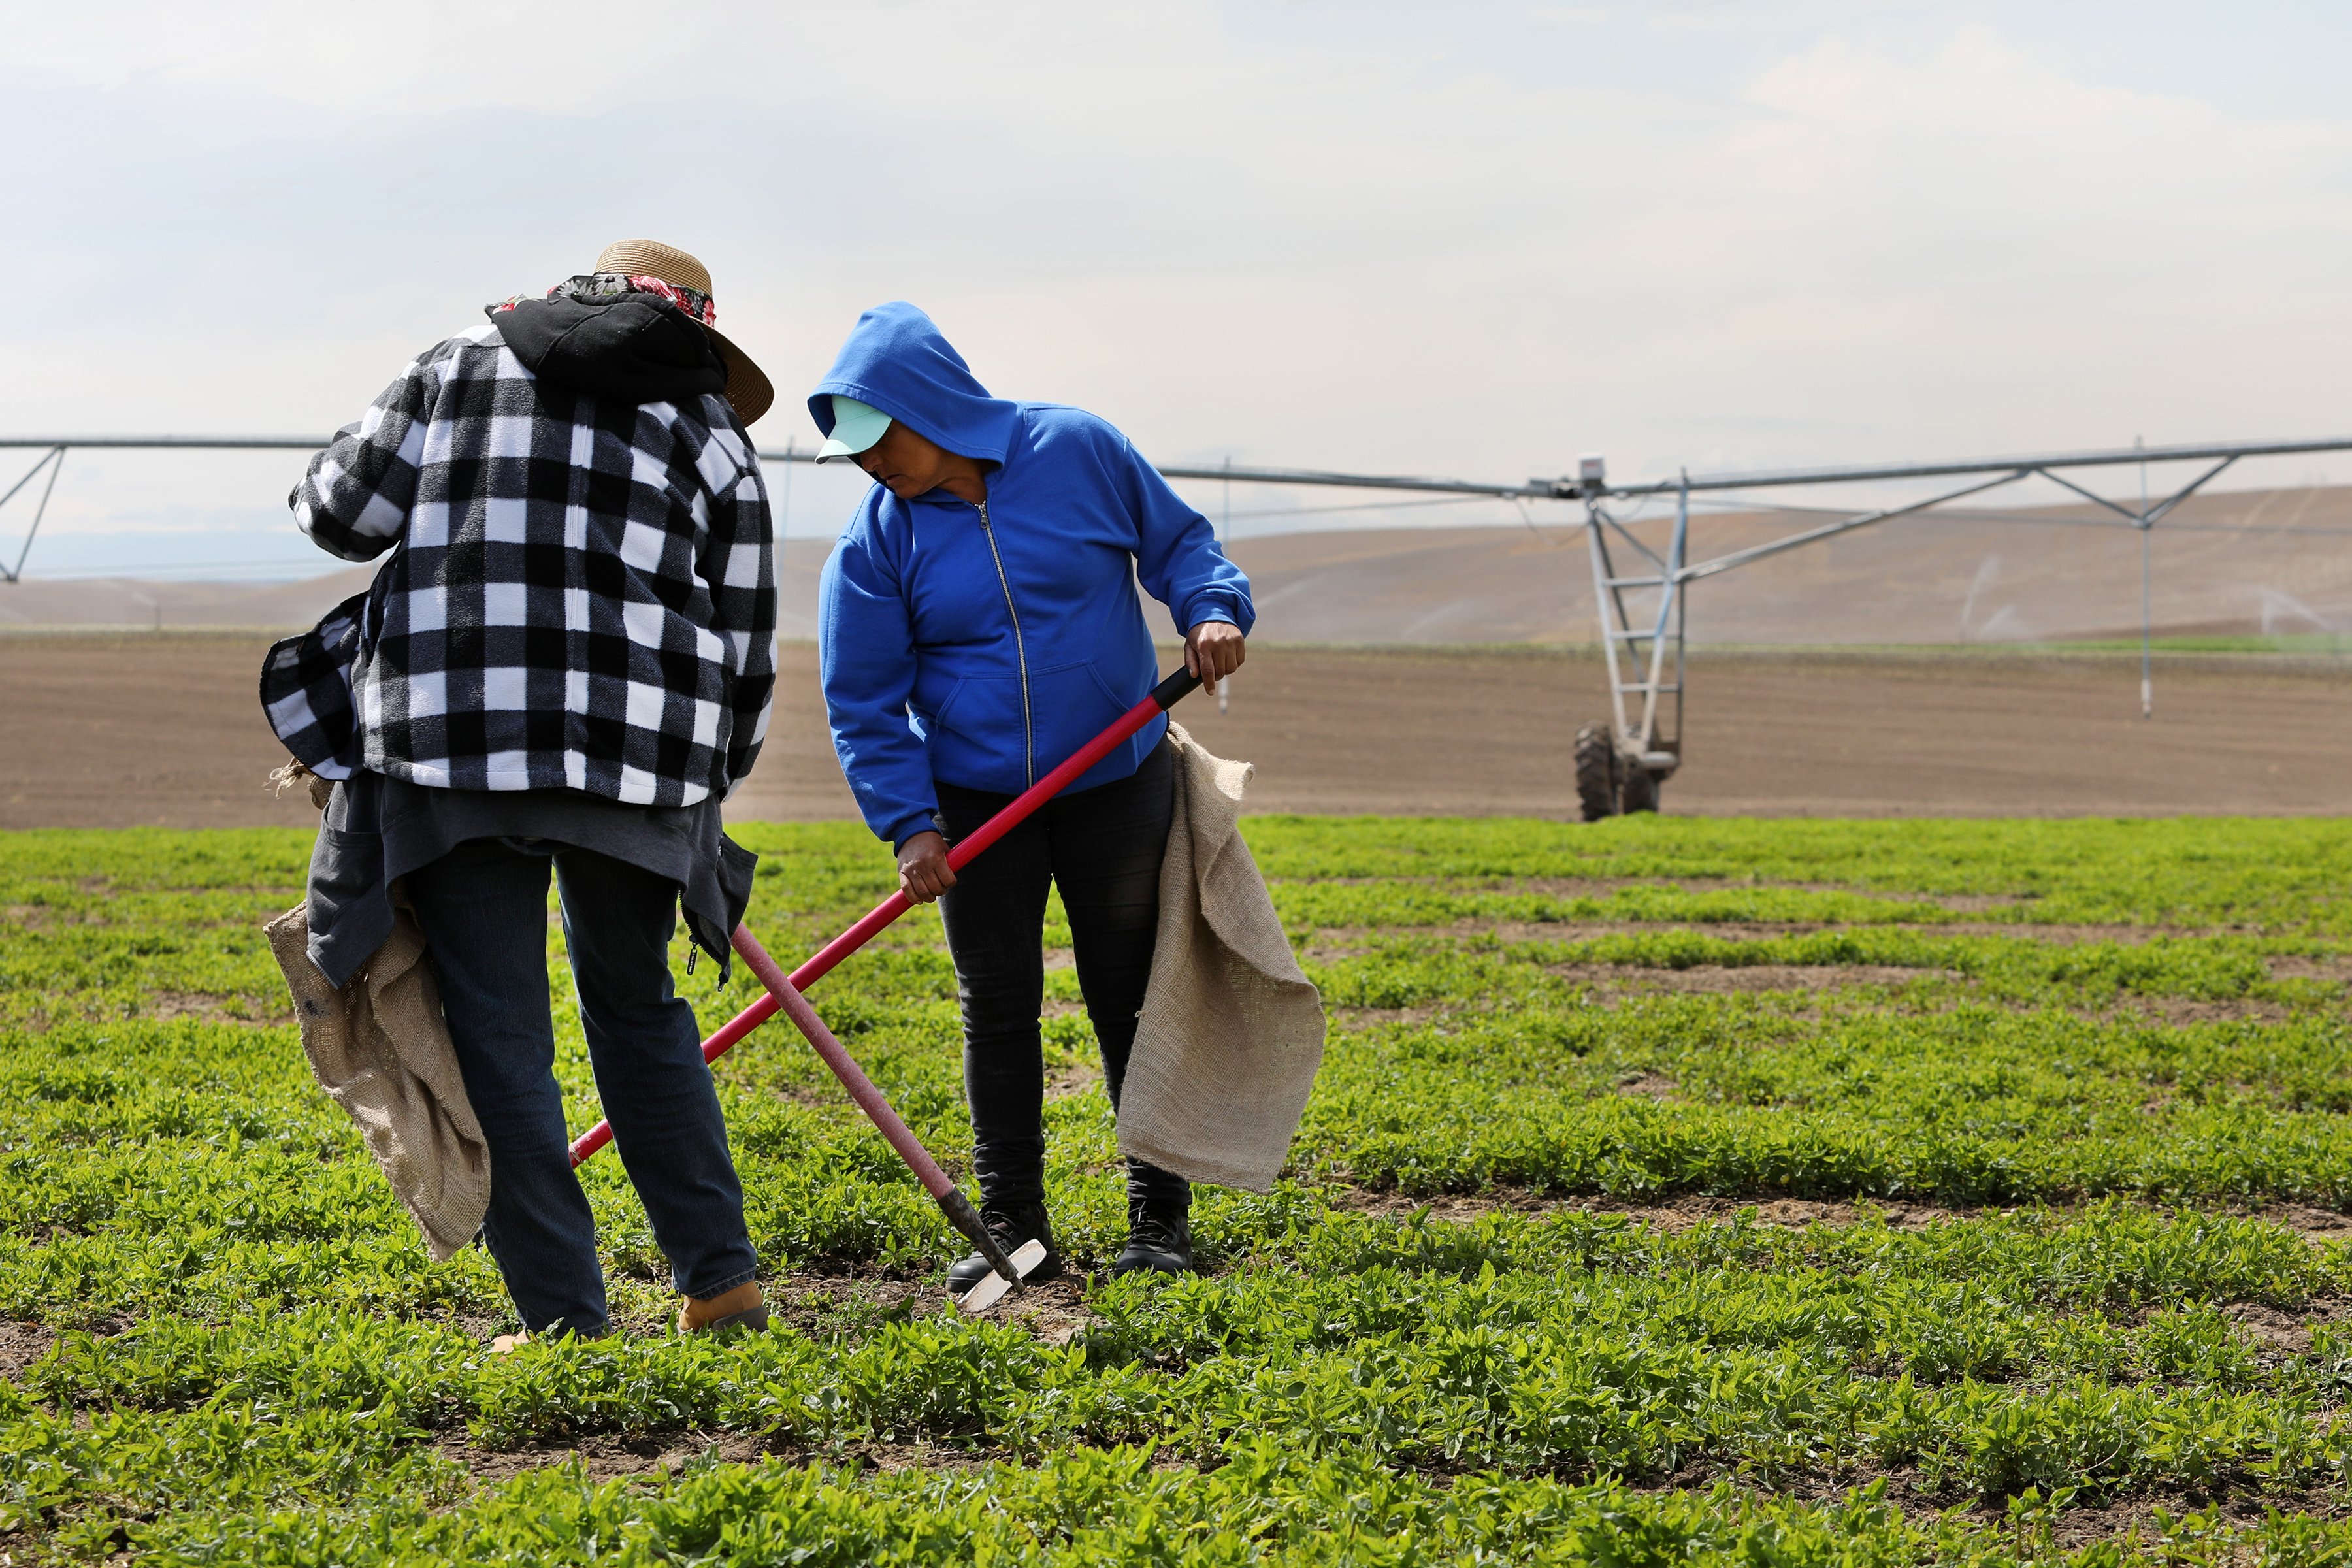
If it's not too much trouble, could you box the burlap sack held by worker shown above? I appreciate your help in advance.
[1117,722,1326,1192]
[263,770,489,1260]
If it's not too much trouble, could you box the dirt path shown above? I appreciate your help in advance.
[1,635,2345,829]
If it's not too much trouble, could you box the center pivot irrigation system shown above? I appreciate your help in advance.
[1162,434,2352,819]
[7,430,2352,821]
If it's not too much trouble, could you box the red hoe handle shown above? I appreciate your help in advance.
[567,665,1204,1168]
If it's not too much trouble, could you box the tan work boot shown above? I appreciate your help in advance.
[678,1280,768,1336]
[490,1331,530,1354]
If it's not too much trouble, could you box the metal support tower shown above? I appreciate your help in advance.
[1545,445,2250,813]
[1581,466,1688,772]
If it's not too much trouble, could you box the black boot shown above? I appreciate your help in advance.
[945,1200,1063,1293]
[1112,1192,1194,1276]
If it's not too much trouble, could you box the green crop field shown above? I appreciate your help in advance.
[3,817,2352,1563]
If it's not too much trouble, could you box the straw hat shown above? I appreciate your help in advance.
[593,239,774,425]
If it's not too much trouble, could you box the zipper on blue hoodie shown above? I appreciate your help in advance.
[973,498,1036,787]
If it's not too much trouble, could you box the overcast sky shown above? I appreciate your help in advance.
[4,1,2348,577]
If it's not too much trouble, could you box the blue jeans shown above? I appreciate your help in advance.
[404,839,758,1337]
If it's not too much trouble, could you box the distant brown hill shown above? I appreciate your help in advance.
[1227,484,2352,645]
[3,485,2345,644]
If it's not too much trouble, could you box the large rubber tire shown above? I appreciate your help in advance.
[1620,765,1659,815]
[1574,723,1620,822]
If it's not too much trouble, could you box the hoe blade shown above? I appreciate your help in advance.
[956,1238,1049,1314]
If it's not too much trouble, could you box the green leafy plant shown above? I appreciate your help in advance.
[3,817,2351,1560]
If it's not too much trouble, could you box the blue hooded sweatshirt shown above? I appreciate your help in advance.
[814,303,1254,849]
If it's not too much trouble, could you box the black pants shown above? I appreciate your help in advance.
[934,739,1188,1213]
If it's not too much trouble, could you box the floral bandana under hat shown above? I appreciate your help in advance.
[489,272,717,327]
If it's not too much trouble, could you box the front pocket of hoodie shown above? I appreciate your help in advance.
[1081,660,1134,717]
[926,673,1028,789]
[1030,661,1131,769]
[911,672,966,736]
[930,674,1018,737]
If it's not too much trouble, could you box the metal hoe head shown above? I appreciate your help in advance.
[956,1238,1049,1314]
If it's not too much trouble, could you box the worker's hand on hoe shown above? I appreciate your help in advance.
[899,830,956,904]
[1185,621,1245,694]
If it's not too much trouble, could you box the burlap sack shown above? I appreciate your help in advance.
[1115,722,1326,1192]
[266,894,489,1261]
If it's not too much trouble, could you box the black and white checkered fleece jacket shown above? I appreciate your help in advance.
[264,321,777,807]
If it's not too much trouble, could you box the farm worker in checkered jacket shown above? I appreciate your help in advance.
[814,302,1253,1286]
[261,241,778,1346]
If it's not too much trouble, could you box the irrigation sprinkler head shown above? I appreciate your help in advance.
[955,1238,1050,1314]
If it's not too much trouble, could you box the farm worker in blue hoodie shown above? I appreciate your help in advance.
[813,303,1252,1286]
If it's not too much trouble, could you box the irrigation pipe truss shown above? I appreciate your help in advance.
[5,430,2349,814]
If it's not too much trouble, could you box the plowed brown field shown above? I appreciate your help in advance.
[1,635,2345,830]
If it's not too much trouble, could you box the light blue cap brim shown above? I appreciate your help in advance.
[815,395,892,462]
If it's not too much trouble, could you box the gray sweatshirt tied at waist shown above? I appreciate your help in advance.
[304,771,756,989]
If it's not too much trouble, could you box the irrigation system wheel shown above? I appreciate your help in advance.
[1620,764,1660,815]
[1573,722,1619,821]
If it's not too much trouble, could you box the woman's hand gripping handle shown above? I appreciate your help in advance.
[898,830,955,905]
[1184,621,1245,694]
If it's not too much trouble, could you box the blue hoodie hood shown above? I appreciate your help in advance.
[808,302,1022,464]
[812,302,1255,849]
